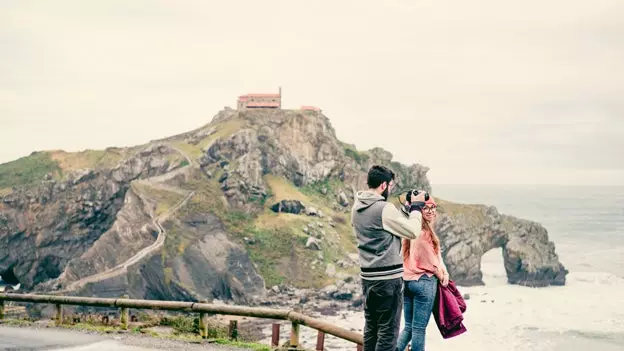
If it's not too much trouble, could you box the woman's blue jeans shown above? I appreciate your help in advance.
[396,275,438,351]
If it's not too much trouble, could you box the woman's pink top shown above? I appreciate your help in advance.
[403,229,443,281]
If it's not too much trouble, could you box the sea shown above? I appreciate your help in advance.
[263,185,624,351]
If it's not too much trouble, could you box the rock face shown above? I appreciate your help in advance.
[202,110,432,211]
[0,143,266,303]
[0,145,179,289]
[0,107,568,305]
[436,201,567,287]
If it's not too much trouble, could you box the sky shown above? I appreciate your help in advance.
[1,0,623,186]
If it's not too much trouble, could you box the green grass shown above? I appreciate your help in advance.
[159,315,200,334]
[132,182,186,217]
[171,119,248,159]
[162,221,198,262]
[0,319,34,327]
[0,152,62,189]
[171,142,202,159]
[435,198,488,224]
[261,176,359,285]
[300,177,342,198]
[215,340,272,351]
[164,153,185,166]
[263,174,310,203]
[49,149,124,172]
[159,168,357,289]
[0,146,131,190]
[191,194,298,287]
[341,143,370,165]
[243,226,300,286]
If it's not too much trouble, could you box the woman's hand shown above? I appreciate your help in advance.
[437,268,449,287]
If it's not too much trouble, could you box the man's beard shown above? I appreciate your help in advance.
[382,187,389,201]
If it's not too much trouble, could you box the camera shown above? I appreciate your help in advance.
[406,189,429,203]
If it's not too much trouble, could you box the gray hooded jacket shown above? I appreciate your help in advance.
[351,190,424,280]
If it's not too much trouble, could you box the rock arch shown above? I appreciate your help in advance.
[435,201,568,287]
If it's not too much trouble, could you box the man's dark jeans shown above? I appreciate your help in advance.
[361,277,403,351]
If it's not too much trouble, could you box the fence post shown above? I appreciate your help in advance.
[271,323,280,348]
[199,312,208,338]
[0,300,4,320]
[55,304,63,326]
[290,321,300,349]
[120,294,129,330]
[229,320,238,340]
[316,330,325,351]
[198,299,208,339]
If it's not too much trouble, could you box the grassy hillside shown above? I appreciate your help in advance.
[48,149,125,172]
[171,119,248,159]
[0,152,62,190]
[157,168,357,289]
[0,148,130,192]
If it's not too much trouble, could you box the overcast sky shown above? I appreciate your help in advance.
[1,0,623,185]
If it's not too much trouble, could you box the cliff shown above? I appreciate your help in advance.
[0,108,567,304]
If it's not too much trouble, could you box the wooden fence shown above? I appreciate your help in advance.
[0,293,363,351]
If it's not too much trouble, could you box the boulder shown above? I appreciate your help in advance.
[338,191,349,207]
[306,207,319,216]
[271,200,306,215]
[305,237,321,251]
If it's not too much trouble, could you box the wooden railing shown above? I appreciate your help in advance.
[0,293,363,350]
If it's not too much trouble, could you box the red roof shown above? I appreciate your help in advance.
[246,102,280,107]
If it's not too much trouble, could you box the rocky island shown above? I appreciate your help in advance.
[0,107,568,309]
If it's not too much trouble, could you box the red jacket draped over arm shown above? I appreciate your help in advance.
[433,280,467,339]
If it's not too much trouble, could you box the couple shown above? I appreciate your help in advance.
[351,165,450,351]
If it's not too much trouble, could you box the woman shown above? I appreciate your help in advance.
[397,196,449,351]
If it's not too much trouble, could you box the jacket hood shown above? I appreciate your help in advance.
[353,190,385,212]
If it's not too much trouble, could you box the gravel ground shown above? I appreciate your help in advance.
[0,322,261,351]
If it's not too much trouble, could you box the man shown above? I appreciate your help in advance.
[351,165,427,351]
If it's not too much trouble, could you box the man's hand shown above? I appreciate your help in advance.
[441,274,449,287]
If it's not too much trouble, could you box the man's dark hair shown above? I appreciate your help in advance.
[367,165,395,189]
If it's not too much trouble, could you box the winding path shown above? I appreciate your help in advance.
[52,144,197,294]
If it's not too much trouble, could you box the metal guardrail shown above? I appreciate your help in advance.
[0,293,363,350]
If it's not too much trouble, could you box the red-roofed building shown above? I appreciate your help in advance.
[237,87,282,109]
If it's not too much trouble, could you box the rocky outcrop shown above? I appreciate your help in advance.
[340,146,432,195]
[200,109,431,214]
[201,110,349,209]
[435,201,567,287]
[0,107,568,303]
